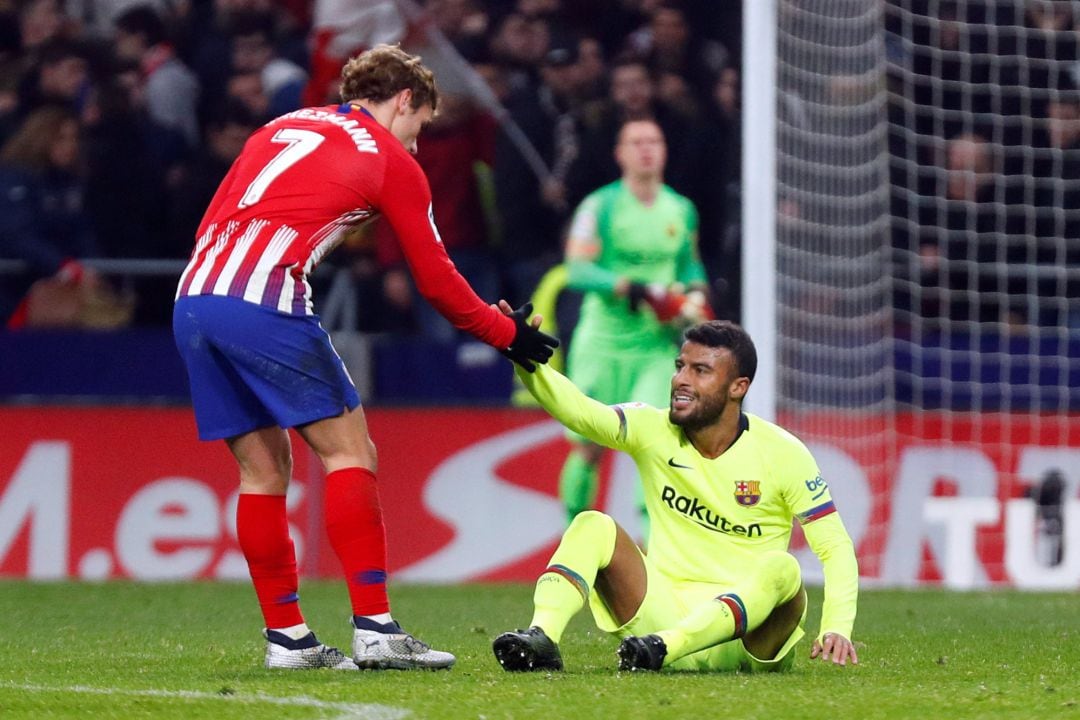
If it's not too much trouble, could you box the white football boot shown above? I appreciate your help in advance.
[264,630,358,670]
[351,618,456,670]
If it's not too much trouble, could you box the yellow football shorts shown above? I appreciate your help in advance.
[588,546,806,672]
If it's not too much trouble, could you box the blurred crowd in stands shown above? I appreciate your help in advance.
[0,0,743,334]
[888,0,1080,334]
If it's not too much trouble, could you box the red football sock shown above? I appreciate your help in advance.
[236,493,304,629]
[324,467,390,616]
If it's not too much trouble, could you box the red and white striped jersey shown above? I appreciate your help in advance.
[175,104,515,349]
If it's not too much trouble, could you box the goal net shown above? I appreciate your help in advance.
[768,0,1080,588]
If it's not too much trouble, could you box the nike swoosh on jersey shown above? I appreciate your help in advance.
[667,458,693,469]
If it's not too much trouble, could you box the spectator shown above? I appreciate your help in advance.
[576,34,607,104]
[1,38,89,143]
[66,0,176,40]
[1029,86,1080,327]
[1021,0,1078,107]
[17,0,70,53]
[570,55,709,219]
[494,24,589,305]
[907,2,992,143]
[181,0,244,113]
[80,58,184,254]
[166,100,258,260]
[489,11,547,96]
[0,105,101,326]
[79,57,188,325]
[623,0,728,118]
[915,133,1028,326]
[570,0,652,58]
[223,68,271,122]
[113,3,200,148]
[226,11,307,117]
[700,64,741,317]
[1035,86,1080,239]
[424,0,490,57]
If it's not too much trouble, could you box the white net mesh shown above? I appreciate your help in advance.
[888,1,1080,415]
[774,0,1080,585]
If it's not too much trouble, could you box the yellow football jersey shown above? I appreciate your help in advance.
[521,363,858,640]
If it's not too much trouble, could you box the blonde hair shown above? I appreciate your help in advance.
[339,44,438,111]
[0,105,78,172]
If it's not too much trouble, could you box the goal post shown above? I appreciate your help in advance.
[742,0,779,423]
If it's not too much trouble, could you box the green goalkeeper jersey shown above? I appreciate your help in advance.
[565,180,707,349]
[519,363,860,640]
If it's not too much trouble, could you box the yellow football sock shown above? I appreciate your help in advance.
[529,511,617,643]
[658,551,802,662]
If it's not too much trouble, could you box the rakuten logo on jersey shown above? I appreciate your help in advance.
[660,485,762,537]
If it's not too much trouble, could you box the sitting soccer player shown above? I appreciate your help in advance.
[493,317,859,672]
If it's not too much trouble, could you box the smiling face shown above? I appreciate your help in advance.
[668,341,748,431]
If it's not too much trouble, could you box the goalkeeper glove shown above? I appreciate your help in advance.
[626,281,651,312]
[644,285,716,326]
[502,302,560,372]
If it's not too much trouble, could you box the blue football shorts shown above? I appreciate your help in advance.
[173,295,360,441]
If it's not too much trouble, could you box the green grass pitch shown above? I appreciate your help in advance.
[0,581,1076,719]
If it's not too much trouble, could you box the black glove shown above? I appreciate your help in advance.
[502,302,560,372]
[626,281,650,312]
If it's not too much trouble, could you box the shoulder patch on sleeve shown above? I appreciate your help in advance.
[796,500,836,525]
[610,404,630,443]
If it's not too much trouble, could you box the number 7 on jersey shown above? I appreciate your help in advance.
[238,128,325,209]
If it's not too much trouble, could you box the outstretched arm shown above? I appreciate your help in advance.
[510,330,631,451]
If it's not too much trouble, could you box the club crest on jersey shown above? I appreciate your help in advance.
[734,481,761,506]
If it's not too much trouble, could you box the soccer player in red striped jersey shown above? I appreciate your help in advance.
[173,44,557,670]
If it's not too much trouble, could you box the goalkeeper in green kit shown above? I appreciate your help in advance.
[559,118,713,530]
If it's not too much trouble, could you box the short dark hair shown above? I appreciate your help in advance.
[36,37,87,68]
[205,98,257,133]
[114,5,166,47]
[683,320,757,382]
[227,10,276,42]
[339,44,438,111]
